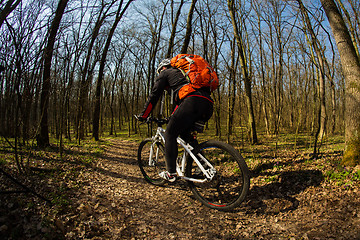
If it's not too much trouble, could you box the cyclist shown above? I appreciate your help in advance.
[136,58,214,182]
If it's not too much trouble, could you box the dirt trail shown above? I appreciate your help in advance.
[65,139,360,240]
[2,139,359,239]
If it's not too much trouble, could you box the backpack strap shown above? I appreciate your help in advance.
[179,55,194,76]
[184,56,194,75]
[178,68,190,81]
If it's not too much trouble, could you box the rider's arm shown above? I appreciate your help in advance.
[138,72,169,119]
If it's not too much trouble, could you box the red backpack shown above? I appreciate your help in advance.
[170,54,219,100]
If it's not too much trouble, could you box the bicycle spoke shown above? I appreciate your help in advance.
[186,140,250,211]
[137,118,249,211]
[138,139,166,186]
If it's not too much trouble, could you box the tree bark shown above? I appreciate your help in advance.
[38,0,69,147]
[93,0,133,140]
[0,0,21,29]
[321,0,360,165]
[77,1,117,141]
[335,0,360,62]
[180,0,197,54]
[253,2,270,135]
[227,40,237,143]
[166,0,184,58]
[297,0,328,156]
[227,0,258,144]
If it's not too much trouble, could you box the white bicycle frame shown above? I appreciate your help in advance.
[149,125,216,183]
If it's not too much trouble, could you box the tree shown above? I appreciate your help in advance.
[77,0,117,141]
[0,0,21,29]
[180,0,197,54]
[226,40,238,143]
[321,0,360,165]
[0,0,355,158]
[227,0,258,144]
[37,0,69,147]
[166,0,184,58]
[252,0,270,135]
[335,0,360,61]
[297,0,328,157]
[93,0,134,141]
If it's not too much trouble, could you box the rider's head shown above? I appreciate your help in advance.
[156,59,171,74]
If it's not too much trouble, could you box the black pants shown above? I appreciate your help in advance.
[164,95,213,173]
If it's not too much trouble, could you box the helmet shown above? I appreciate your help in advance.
[156,59,171,74]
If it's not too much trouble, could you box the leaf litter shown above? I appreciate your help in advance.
[0,139,359,239]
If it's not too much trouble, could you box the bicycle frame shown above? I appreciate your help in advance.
[150,126,216,183]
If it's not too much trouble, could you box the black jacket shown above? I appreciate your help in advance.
[139,67,187,118]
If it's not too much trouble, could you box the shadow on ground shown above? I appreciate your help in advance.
[245,169,324,215]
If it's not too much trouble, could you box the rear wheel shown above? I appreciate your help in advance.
[185,140,250,211]
[138,139,167,186]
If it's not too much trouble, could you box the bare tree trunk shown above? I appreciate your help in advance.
[347,0,360,57]
[109,73,118,136]
[297,0,328,157]
[38,0,69,147]
[227,0,258,144]
[93,0,133,140]
[227,40,237,143]
[253,2,270,135]
[180,0,197,54]
[335,0,360,62]
[321,0,360,165]
[211,46,221,138]
[272,3,284,136]
[0,0,21,28]
[324,52,337,135]
[77,1,116,141]
[166,0,184,58]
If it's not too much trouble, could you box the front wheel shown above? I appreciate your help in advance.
[138,138,167,186]
[185,140,250,211]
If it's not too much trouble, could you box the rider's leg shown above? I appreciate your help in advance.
[164,96,213,175]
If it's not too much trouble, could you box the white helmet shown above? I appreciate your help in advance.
[156,59,171,74]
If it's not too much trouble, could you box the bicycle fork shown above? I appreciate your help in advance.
[148,143,157,167]
[149,130,166,167]
[149,140,163,167]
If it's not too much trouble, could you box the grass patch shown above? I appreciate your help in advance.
[325,166,360,188]
[264,174,279,183]
[0,153,7,165]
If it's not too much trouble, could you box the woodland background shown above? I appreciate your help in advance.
[1,0,360,164]
[1,0,360,239]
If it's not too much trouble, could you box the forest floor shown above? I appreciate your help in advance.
[1,137,360,239]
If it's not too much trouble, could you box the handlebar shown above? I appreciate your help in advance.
[134,115,169,127]
[146,117,169,126]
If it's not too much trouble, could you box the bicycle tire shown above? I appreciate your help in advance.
[185,140,250,211]
[137,138,166,186]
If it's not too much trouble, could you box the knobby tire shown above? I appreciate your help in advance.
[185,140,250,211]
[137,139,167,186]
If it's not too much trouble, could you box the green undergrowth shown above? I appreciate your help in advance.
[325,166,360,189]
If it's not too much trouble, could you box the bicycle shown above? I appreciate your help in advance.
[137,117,250,211]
